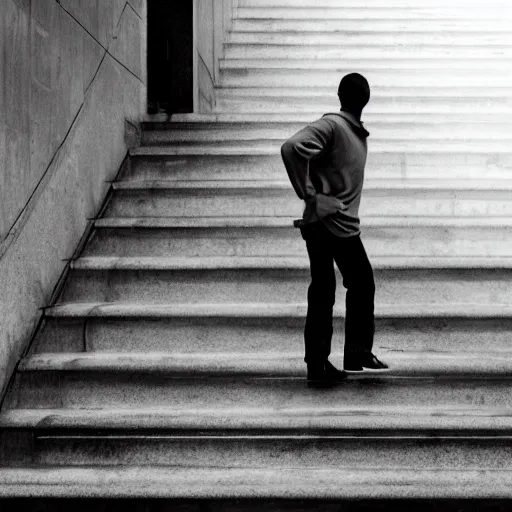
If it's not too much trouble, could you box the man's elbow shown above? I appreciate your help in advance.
[281,139,294,161]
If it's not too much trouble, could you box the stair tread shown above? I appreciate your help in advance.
[112,178,512,191]
[215,85,512,96]
[152,113,512,122]
[45,302,512,319]
[220,58,511,69]
[4,404,512,431]
[1,466,512,499]
[94,216,512,228]
[232,21,511,33]
[71,255,512,270]
[16,351,512,378]
[130,143,512,156]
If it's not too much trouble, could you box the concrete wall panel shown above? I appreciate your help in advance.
[0,0,147,398]
[110,5,144,81]
[59,0,102,44]
[82,31,104,92]
[128,0,145,18]
[1,0,31,239]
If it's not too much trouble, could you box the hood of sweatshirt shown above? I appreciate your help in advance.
[323,110,370,139]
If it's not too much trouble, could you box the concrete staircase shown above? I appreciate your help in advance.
[2,0,512,506]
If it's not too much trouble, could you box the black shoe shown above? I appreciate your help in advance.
[362,353,388,370]
[343,357,364,372]
[307,361,346,388]
[344,353,388,371]
[324,360,347,381]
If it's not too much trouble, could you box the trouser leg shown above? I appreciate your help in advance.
[302,224,336,364]
[332,235,375,359]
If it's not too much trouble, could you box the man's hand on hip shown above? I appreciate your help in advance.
[314,194,347,218]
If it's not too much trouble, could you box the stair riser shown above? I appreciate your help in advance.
[220,69,512,88]
[132,140,512,153]
[141,124,512,144]
[225,44,512,60]
[222,60,509,73]
[33,317,512,355]
[13,373,512,409]
[126,154,512,182]
[14,437,512,470]
[215,95,512,114]
[228,32,511,46]
[85,226,512,258]
[105,190,512,219]
[237,4,509,18]
[60,268,512,307]
[232,19,511,32]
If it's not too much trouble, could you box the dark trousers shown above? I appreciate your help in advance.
[301,222,375,364]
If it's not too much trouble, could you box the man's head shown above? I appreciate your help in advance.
[338,73,370,113]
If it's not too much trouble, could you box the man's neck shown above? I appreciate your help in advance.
[340,107,362,122]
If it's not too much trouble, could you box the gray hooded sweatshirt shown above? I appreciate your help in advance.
[281,110,370,238]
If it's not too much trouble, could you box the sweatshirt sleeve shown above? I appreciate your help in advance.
[280,117,334,200]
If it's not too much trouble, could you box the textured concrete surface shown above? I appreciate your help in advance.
[17,351,512,378]
[0,0,146,398]
[11,370,512,410]
[30,315,512,355]
[5,404,512,431]
[104,186,512,218]
[57,265,512,306]
[2,467,512,499]
[125,152,512,181]
[89,219,512,259]
[44,302,512,319]
[25,436,512,469]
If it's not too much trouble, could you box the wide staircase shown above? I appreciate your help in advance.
[2,0,512,507]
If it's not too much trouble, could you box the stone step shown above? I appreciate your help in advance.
[214,85,512,113]
[6,406,512,469]
[33,306,512,355]
[1,467,512,499]
[164,112,512,123]
[5,404,512,432]
[11,360,512,410]
[61,256,512,306]
[104,182,512,219]
[236,4,512,20]
[228,31,512,47]
[131,140,512,154]
[88,217,512,258]
[16,352,512,378]
[215,85,512,99]
[9,432,512,470]
[224,43,512,60]
[114,178,512,190]
[220,66,512,88]
[140,120,512,144]
[126,152,512,182]
[232,18,512,32]
[72,254,512,269]
[221,58,509,72]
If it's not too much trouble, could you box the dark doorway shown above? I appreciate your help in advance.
[147,0,193,114]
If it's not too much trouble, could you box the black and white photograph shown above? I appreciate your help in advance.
[0,0,512,510]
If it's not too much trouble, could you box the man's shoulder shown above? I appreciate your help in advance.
[320,112,352,133]
[322,112,370,139]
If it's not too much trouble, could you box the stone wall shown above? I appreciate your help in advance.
[0,0,147,398]
[196,0,215,112]
[195,0,237,112]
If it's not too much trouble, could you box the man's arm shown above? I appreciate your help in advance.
[280,117,333,201]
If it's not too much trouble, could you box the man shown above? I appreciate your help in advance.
[281,73,388,387]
